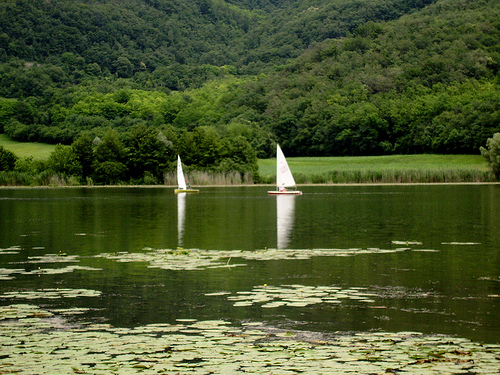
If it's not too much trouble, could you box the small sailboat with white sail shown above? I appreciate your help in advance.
[268,144,302,195]
[174,155,199,194]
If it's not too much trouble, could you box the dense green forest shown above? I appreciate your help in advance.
[0,0,500,184]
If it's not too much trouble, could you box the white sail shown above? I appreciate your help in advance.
[177,155,187,190]
[277,194,295,249]
[276,144,296,188]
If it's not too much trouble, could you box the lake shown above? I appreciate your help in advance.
[0,184,499,373]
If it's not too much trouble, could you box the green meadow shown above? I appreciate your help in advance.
[0,134,56,159]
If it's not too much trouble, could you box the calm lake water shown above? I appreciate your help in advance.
[0,184,499,344]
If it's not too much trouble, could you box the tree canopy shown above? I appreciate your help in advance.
[0,0,499,163]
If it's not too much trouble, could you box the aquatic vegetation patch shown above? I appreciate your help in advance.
[0,304,54,320]
[442,242,481,245]
[1,288,102,300]
[0,265,101,280]
[94,249,246,271]
[213,285,442,311]
[24,253,81,263]
[0,245,21,255]
[95,246,412,271]
[391,240,423,245]
[222,284,378,308]
[2,251,101,279]
[0,304,498,374]
[0,267,25,280]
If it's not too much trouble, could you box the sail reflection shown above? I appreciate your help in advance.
[277,194,296,249]
[177,192,186,246]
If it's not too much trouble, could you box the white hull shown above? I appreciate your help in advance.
[268,190,302,195]
[175,189,199,194]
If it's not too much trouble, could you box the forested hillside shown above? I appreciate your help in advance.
[0,0,499,166]
[230,0,500,156]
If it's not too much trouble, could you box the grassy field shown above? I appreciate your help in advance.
[0,134,56,159]
[259,154,494,183]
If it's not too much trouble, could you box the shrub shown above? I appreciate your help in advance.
[480,133,500,179]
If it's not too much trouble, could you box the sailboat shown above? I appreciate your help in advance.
[268,144,302,195]
[174,155,199,194]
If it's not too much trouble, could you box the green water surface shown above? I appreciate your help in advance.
[0,185,498,345]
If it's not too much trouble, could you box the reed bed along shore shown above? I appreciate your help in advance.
[0,168,495,187]
[290,168,496,184]
[0,170,256,187]
[259,154,496,184]
[164,170,256,186]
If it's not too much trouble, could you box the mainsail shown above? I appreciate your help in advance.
[177,155,187,190]
[276,144,296,189]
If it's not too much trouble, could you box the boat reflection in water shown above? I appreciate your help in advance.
[177,192,186,247]
[276,194,296,249]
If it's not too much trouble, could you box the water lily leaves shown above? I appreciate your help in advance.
[0,305,498,374]
[0,245,21,255]
[0,304,54,321]
[31,265,103,275]
[95,249,246,271]
[204,291,231,296]
[0,267,25,280]
[225,284,379,308]
[94,246,414,271]
[1,288,102,300]
[51,308,90,315]
[25,254,81,263]
[0,248,102,280]
[392,240,423,245]
[442,242,481,245]
[1,264,101,280]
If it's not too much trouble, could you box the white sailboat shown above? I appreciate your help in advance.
[268,144,302,195]
[174,155,199,194]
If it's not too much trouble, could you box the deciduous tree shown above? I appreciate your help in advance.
[0,145,17,171]
[480,133,500,179]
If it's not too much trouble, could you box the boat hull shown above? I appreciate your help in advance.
[175,189,199,194]
[268,190,302,195]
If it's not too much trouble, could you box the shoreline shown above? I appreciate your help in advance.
[1,181,499,189]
